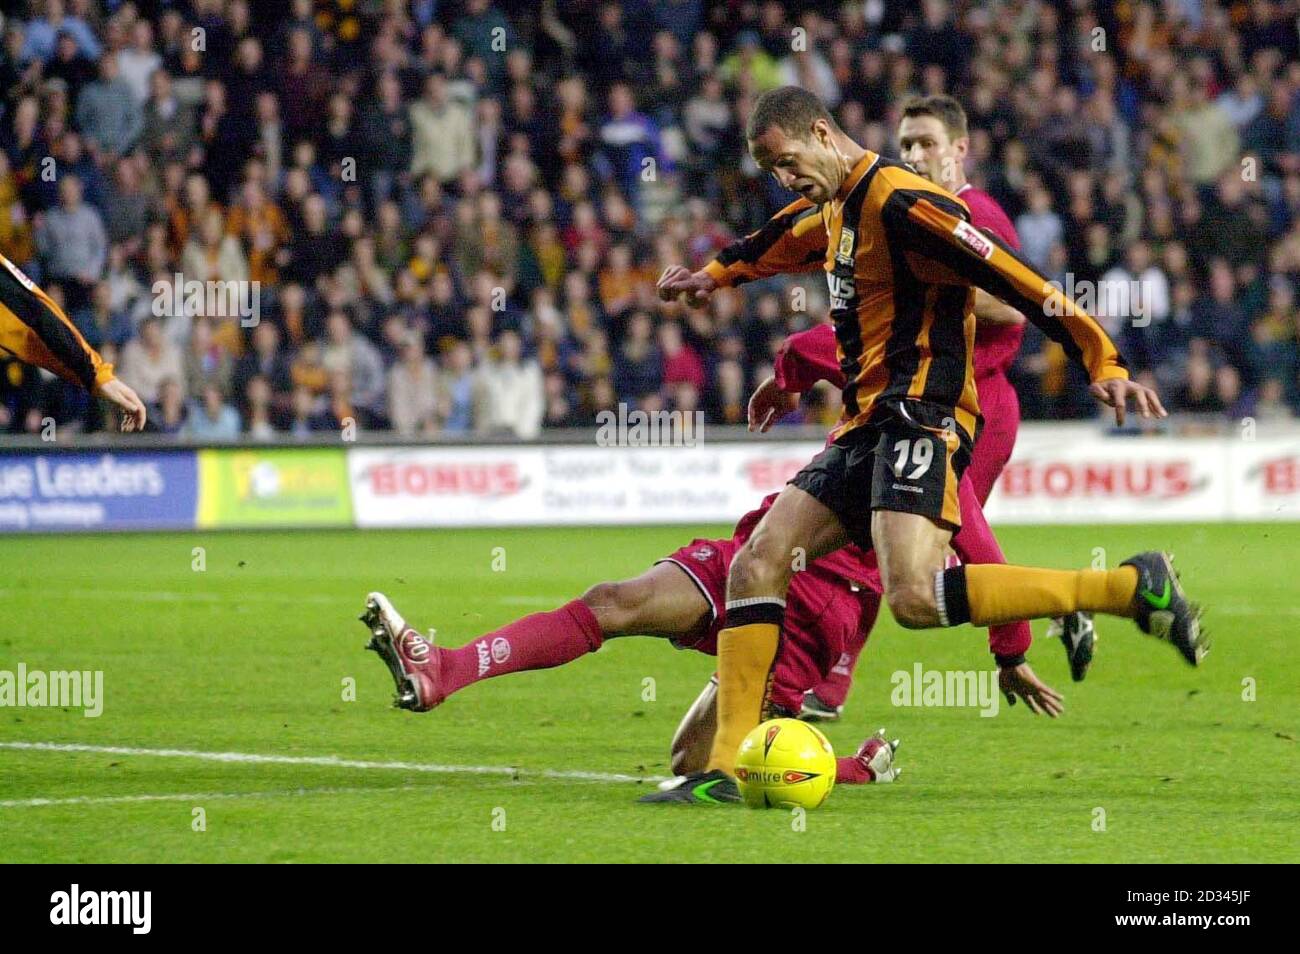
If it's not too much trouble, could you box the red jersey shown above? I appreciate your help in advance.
[956,184,1023,379]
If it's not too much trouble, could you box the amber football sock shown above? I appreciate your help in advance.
[937,565,1139,627]
[704,604,782,775]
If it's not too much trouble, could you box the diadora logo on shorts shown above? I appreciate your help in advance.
[475,640,491,676]
[690,545,715,562]
[400,631,431,661]
[952,219,994,259]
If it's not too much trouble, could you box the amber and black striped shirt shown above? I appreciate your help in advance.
[703,151,1128,443]
[0,252,113,392]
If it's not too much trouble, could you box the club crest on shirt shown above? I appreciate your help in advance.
[835,226,855,265]
[952,220,994,260]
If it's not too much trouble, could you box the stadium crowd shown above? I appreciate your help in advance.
[2,0,1300,439]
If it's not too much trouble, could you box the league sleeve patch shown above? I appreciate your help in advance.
[1,255,37,291]
[952,219,994,260]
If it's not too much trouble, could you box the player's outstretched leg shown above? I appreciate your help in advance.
[359,590,604,711]
[360,563,712,712]
[361,592,446,711]
[933,549,1208,667]
[949,474,1099,680]
[1120,552,1209,665]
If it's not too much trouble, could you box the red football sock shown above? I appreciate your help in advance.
[836,756,873,784]
[437,599,604,698]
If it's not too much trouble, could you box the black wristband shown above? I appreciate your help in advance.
[995,653,1026,668]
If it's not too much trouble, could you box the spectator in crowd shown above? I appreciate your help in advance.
[323,310,385,427]
[437,339,477,435]
[181,207,249,292]
[23,0,101,63]
[75,53,142,158]
[101,155,149,250]
[185,382,241,440]
[35,173,106,309]
[46,29,96,103]
[474,329,542,439]
[410,71,475,185]
[153,376,187,435]
[118,315,184,406]
[243,374,277,439]
[141,68,196,164]
[388,331,441,437]
[184,317,233,402]
[116,18,161,105]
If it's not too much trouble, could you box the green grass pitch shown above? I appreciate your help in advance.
[1,523,1296,863]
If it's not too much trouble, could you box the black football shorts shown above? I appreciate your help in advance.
[789,399,974,550]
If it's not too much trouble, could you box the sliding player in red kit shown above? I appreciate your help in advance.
[780,97,1096,721]
[357,491,902,791]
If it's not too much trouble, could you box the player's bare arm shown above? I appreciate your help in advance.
[93,377,148,432]
[655,265,718,308]
[973,288,1025,327]
[999,662,1065,717]
[1089,376,1168,426]
[747,375,800,432]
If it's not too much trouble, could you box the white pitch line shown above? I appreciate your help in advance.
[0,587,349,606]
[0,741,665,784]
[0,784,419,809]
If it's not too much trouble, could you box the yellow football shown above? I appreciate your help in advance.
[734,718,836,810]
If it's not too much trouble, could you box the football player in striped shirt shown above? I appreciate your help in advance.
[645,86,1205,805]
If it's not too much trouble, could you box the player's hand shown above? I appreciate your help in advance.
[656,265,717,308]
[1089,376,1167,427]
[94,377,147,432]
[747,375,800,432]
[998,662,1063,717]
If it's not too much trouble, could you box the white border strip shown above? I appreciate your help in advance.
[0,741,664,784]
